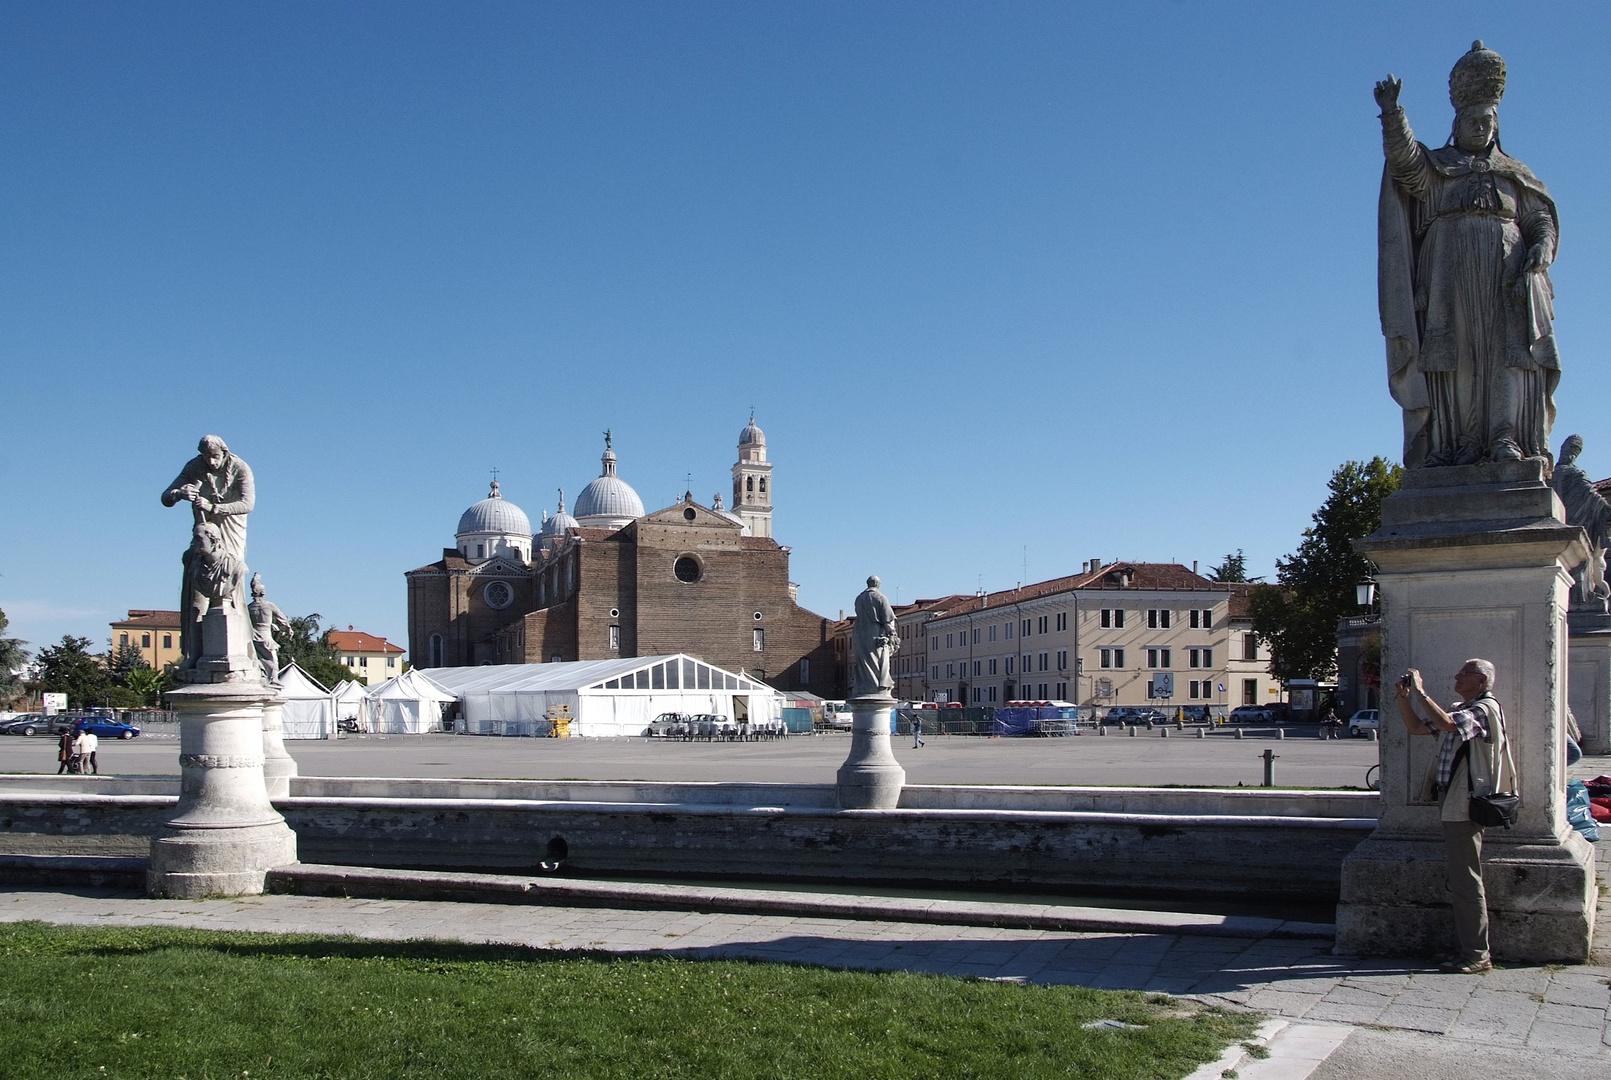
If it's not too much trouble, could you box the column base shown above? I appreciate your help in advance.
[1335,832,1597,963]
[836,697,906,809]
[147,820,298,899]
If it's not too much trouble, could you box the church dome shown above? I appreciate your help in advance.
[573,435,645,527]
[738,415,766,447]
[457,481,531,538]
[540,489,579,538]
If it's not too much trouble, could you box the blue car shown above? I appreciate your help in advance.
[72,716,141,740]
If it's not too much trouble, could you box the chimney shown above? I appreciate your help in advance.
[1193,560,1198,574]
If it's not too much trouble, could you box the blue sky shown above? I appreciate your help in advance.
[3,2,1609,656]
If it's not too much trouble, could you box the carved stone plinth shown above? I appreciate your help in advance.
[260,698,299,800]
[1335,461,1598,962]
[1567,609,1611,756]
[835,695,906,810]
[147,682,298,899]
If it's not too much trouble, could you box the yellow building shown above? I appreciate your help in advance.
[110,610,183,672]
[327,628,405,686]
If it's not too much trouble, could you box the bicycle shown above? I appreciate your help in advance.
[1365,763,1380,791]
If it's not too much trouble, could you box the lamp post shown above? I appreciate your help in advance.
[1355,579,1377,610]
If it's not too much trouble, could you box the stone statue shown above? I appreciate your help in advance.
[248,573,292,686]
[1551,435,1611,604]
[851,575,899,699]
[1376,42,1560,469]
[180,522,245,669]
[163,436,255,670]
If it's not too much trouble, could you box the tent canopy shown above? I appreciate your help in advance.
[276,662,337,739]
[359,669,454,734]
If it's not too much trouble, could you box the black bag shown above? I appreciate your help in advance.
[1456,741,1519,829]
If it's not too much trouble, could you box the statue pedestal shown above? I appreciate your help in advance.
[1335,461,1598,962]
[836,695,906,809]
[148,682,298,899]
[1568,609,1611,755]
[260,697,299,799]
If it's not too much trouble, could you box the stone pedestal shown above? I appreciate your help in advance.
[836,695,906,809]
[260,697,299,799]
[1567,609,1611,755]
[1335,461,1598,962]
[148,684,298,900]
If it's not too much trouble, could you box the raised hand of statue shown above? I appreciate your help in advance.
[1374,75,1402,111]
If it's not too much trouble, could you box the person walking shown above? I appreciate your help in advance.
[73,727,99,776]
[56,727,74,775]
[911,712,924,748]
[1395,659,1515,973]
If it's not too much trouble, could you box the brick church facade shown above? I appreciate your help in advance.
[405,419,835,695]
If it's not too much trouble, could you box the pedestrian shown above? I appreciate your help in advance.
[74,726,99,776]
[1395,659,1515,974]
[911,712,924,748]
[56,727,74,775]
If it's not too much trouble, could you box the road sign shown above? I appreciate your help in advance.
[1149,673,1174,699]
[41,692,67,715]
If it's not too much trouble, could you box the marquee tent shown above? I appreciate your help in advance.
[331,680,366,725]
[277,663,338,740]
[359,669,455,734]
[424,655,782,738]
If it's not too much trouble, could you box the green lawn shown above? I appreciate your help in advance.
[0,922,1257,1079]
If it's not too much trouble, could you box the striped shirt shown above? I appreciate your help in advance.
[1424,694,1493,789]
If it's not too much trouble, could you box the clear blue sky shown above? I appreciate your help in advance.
[3,2,1609,656]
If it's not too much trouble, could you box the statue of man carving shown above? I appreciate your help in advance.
[1376,41,1561,468]
[180,522,245,670]
[851,575,899,699]
[163,435,255,667]
[1550,435,1611,604]
[248,573,292,686]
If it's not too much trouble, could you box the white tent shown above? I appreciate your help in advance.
[277,663,338,740]
[422,655,783,737]
[360,669,455,734]
[331,680,366,724]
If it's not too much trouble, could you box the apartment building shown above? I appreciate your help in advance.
[326,628,405,686]
[893,595,969,702]
[923,562,1274,710]
[110,610,182,672]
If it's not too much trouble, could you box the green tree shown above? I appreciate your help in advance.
[1249,458,1402,682]
[36,636,112,710]
[109,640,151,684]
[1207,550,1249,583]
[124,666,176,708]
[0,607,30,704]
[273,614,352,690]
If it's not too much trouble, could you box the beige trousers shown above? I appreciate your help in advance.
[1441,818,1489,962]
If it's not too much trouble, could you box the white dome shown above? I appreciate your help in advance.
[457,481,531,538]
[739,415,766,446]
[573,440,644,526]
[540,489,579,538]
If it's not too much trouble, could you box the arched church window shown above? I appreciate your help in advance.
[429,634,443,667]
[758,477,766,493]
[746,477,754,492]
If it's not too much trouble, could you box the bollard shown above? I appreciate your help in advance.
[1177,720,1184,731]
[1128,724,1137,737]
[1277,728,1285,740]
[1097,725,1106,736]
[1161,727,1169,738]
[1234,727,1243,741]
[1370,728,1378,742]
[1317,726,1327,740]
[1261,747,1278,787]
[1145,720,1153,730]
[1195,727,1205,739]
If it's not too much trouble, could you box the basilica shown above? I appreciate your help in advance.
[405,417,835,695]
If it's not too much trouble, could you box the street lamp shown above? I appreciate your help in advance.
[1355,580,1377,609]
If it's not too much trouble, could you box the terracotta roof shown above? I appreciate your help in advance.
[1225,582,1258,619]
[327,630,404,655]
[931,563,1227,621]
[111,610,182,629]
[740,536,781,550]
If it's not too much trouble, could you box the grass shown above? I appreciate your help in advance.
[0,922,1257,1080]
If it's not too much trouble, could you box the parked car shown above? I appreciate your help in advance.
[1104,707,1167,725]
[1347,710,1380,737]
[1228,705,1274,724]
[0,714,49,736]
[72,716,141,740]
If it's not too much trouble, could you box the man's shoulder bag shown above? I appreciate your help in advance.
[1453,713,1520,830]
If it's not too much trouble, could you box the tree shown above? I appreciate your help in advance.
[1207,550,1249,583]
[109,640,151,683]
[0,606,30,703]
[274,613,353,690]
[1249,457,1403,682]
[36,635,112,710]
[124,665,176,708]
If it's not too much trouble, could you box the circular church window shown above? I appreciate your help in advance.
[683,507,696,521]
[484,581,514,609]
[674,556,702,583]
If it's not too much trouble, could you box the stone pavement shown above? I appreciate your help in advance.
[3,882,1607,1079]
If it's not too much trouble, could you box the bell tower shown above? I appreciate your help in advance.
[731,412,773,538]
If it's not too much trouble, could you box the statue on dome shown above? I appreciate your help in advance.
[1376,41,1561,468]
[851,576,899,699]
